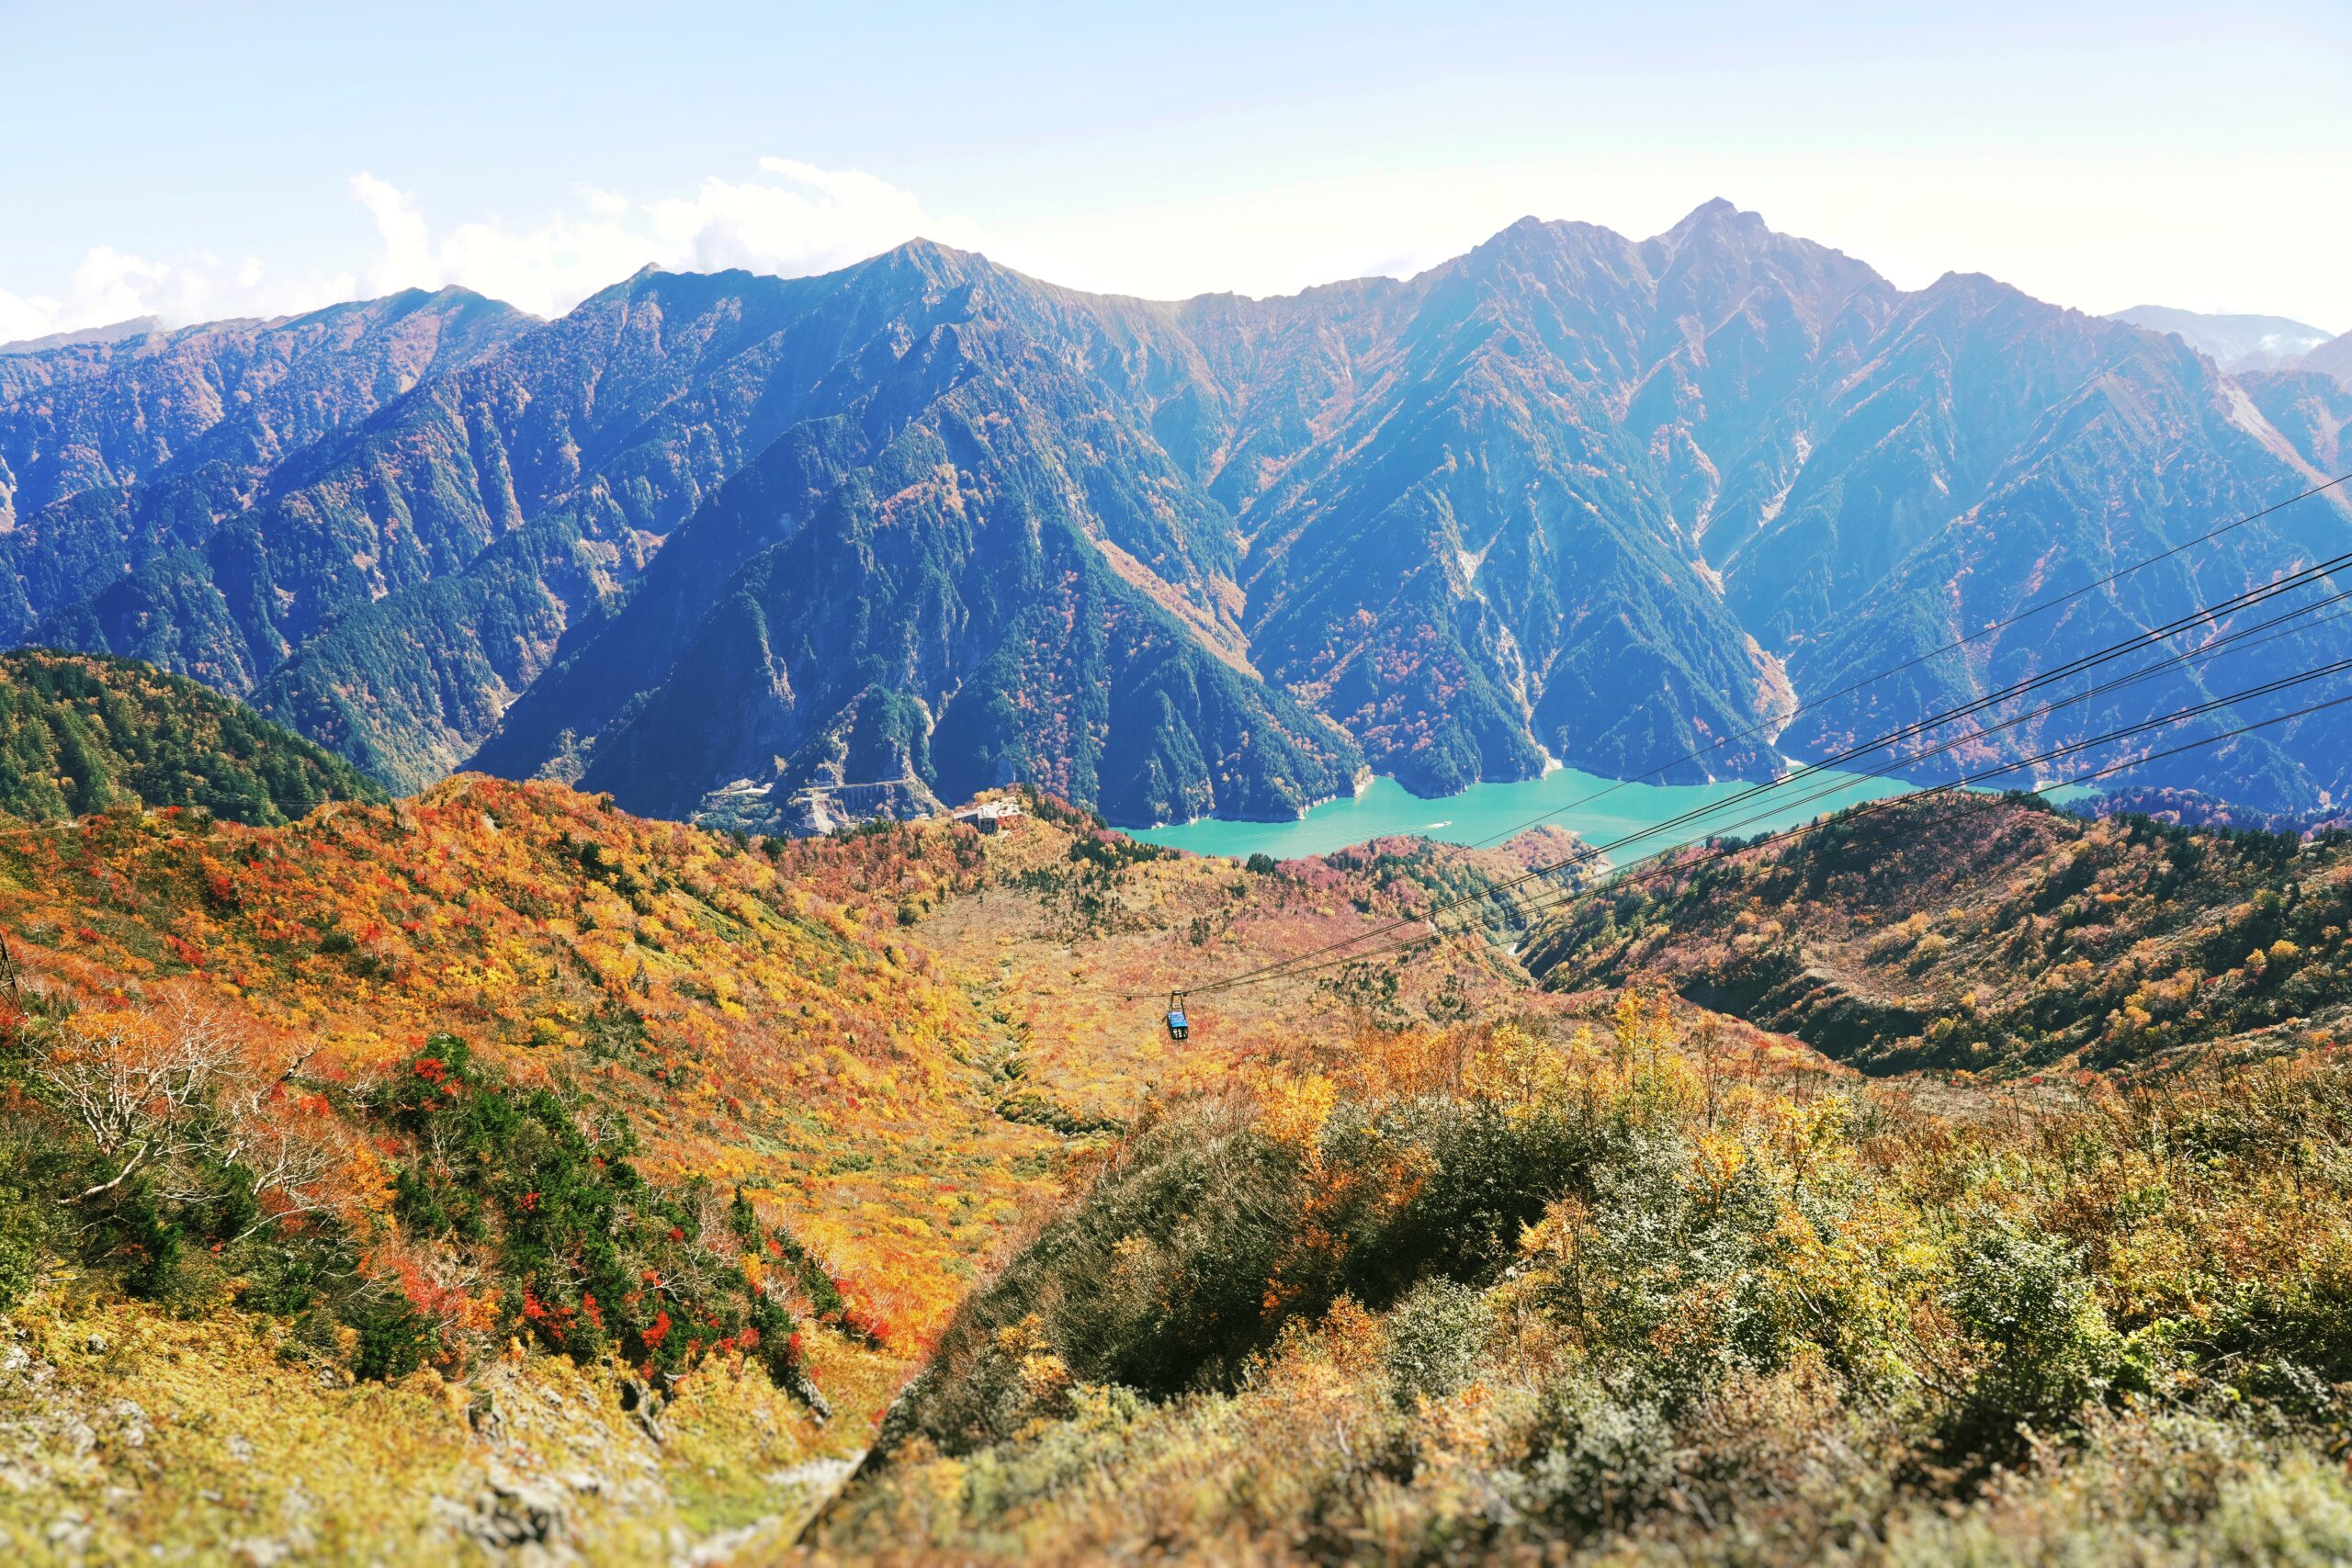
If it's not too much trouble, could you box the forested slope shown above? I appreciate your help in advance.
[0,649,381,824]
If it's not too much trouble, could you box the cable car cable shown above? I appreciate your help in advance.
[1430,469,2352,860]
[1234,675,2352,991]
[1243,657,2352,991]
[1166,555,2352,998]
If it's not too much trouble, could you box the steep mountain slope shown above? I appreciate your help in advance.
[0,649,381,823]
[34,252,1353,818]
[1182,207,2351,808]
[1777,300,2352,810]
[467,246,1361,824]
[0,289,528,528]
[1198,207,1860,792]
[8,207,2347,822]
[0,289,530,637]
[28,269,842,713]
[2237,367,2352,477]
[2109,304,2335,371]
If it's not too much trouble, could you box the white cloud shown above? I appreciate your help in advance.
[0,243,362,346]
[0,160,978,342]
[350,174,435,299]
[348,159,982,320]
[0,288,56,344]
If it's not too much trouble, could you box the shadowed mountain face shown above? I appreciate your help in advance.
[0,289,539,704]
[4,205,2346,822]
[463,246,1362,824]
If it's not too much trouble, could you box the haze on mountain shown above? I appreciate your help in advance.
[0,315,166,356]
[2106,304,2339,374]
[0,200,2346,827]
[2303,331,2352,386]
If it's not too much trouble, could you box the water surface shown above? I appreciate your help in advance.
[1132,766,1937,866]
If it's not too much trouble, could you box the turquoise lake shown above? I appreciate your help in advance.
[1130,766,2047,867]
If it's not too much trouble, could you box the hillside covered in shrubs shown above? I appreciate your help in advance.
[0,778,1042,1555]
[8,761,2352,1562]
[0,776,1560,1558]
[823,1001,2352,1564]
[1521,794,2352,1077]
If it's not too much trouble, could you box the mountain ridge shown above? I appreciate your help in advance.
[5,205,2347,823]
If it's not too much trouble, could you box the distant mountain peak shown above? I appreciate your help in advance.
[1915,269,2032,310]
[2303,331,2352,385]
[864,235,1000,288]
[2109,304,2335,373]
[0,315,164,355]
[883,234,971,262]
[1675,195,1744,221]
[1660,197,1765,243]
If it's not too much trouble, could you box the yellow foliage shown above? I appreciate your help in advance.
[1463,1021,1566,1112]
[1258,1070,1338,1155]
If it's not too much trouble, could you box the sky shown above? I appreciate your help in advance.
[1,0,2346,340]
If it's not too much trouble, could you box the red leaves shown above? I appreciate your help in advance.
[835,1303,888,1348]
[0,774,1028,1362]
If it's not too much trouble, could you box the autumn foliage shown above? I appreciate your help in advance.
[0,776,1066,1415]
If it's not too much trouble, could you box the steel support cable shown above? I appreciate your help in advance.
[1169,553,2352,997]
[1213,662,2352,991]
[1231,674,2352,991]
[1432,471,2352,859]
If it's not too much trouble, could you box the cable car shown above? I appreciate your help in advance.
[1164,993,1190,1042]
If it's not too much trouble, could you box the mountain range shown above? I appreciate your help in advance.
[3,202,2347,824]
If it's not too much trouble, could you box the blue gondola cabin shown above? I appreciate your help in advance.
[1165,1002,1190,1042]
